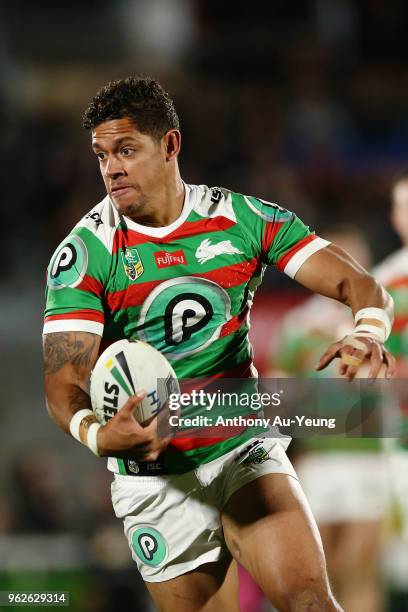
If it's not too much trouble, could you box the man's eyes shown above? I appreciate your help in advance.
[121,147,135,156]
[94,147,136,160]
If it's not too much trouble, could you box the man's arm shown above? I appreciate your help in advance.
[43,331,169,459]
[294,244,396,378]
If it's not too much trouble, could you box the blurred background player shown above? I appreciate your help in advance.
[374,173,408,610]
[266,225,389,612]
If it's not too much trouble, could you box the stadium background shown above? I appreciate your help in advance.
[1,1,407,610]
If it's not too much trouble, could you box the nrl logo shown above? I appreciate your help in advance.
[127,460,140,474]
[195,238,243,264]
[242,447,271,466]
[121,247,144,281]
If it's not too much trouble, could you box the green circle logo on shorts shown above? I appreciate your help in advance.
[138,276,231,359]
[47,234,88,290]
[131,527,167,566]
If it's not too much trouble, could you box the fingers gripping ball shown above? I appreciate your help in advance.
[90,339,180,424]
[354,359,387,379]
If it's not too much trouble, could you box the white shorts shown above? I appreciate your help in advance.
[111,437,298,582]
[296,452,389,524]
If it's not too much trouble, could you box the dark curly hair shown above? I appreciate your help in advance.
[83,76,179,139]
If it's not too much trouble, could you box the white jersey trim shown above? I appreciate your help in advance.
[43,319,104,336]
[123,182,195,237]
[75,196,120,253]
[193,186,237,222]
[284,238,331,279]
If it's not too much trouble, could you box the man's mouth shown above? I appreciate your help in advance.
[111,185,132,197]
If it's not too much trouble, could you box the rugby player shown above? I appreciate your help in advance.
[269,226,388,612]
[374,174,408,593]
[43,77,395,612]
[375,172,408,384]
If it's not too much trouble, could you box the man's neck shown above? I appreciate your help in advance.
[125,174,185,228]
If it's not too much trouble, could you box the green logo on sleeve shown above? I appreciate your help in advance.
[131,527,167,566]
[47,235,88,290]
[244,196,292,222]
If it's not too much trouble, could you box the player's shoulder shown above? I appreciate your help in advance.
[188,183,237,222]
[372,248,408,285]
[47,196,118,268]
[188,183,293,224]
[71,195,120,253]
[50,196,120,253]
[46,196,117,289]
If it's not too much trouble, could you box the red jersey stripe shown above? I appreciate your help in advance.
[262,221,284,254]
[167,359,255,451]
[276,234,317,272]
[112,217,235,252]
[392,316,408,332]
[168,436,232,451]
[106,257,259,311]
[44,309,105,324]
[77,275,103,296]
[220,306,249,337]
[388,277,408,289]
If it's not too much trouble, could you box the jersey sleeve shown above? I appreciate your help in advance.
[43,226,111,336]
[241,195,330,278]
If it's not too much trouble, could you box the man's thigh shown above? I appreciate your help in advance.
[145,555,239,612]
[221,473,341,611]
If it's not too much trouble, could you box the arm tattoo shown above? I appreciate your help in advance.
[43,332,97,375]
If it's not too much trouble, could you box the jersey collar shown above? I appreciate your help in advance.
[117,182,195,237]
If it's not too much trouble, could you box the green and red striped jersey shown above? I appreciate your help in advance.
[374,248,408,447]
[44,183,329,471]
[374,248,408,364]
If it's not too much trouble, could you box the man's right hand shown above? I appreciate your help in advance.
[96,391,172,461]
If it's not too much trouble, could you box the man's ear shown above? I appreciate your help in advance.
[163,130,181,161]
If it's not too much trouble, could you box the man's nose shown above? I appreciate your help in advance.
[105,155,125,177]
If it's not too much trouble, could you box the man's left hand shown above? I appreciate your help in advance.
[315,334,396,380]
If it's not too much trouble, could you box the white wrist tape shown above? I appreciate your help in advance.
[354,324,385,342]
[69,409,93,442]
[69,409,101,456]
[87,422,102,457]
[354,307,391,341]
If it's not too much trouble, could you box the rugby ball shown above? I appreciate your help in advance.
[354,359,387,379]
[90,339,180,424]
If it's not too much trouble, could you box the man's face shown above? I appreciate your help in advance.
[392,179,408,245]
[91,117,167,218]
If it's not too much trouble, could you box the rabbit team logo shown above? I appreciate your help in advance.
[195,239,243,264]
[137,276,231,359]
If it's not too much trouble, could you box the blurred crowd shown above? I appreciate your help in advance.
[2,1,408,282]
[0,449,153,611]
